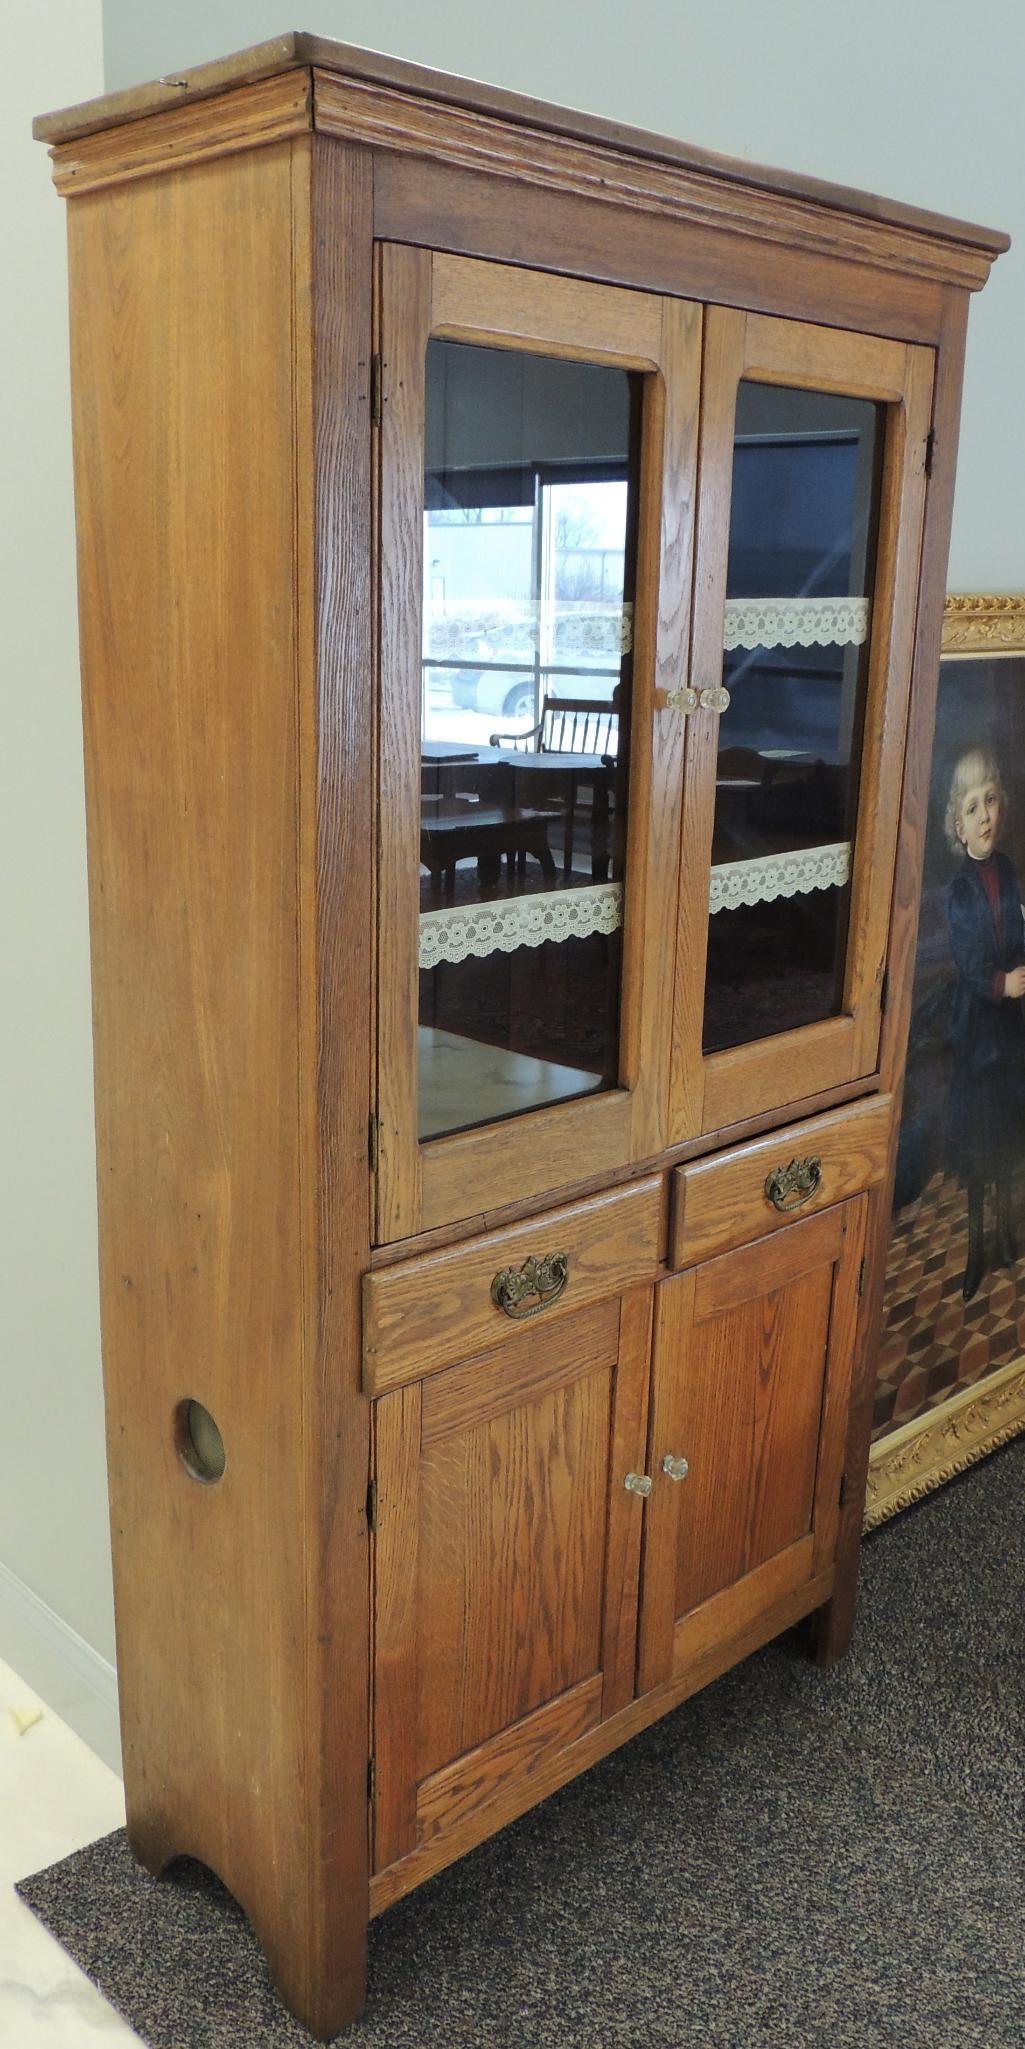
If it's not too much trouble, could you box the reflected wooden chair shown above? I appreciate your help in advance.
[489,693,619,874]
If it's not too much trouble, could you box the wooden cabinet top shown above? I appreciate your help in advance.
[35,29,1007,285]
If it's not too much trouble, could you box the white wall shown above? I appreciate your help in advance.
[102,0,1025,589]
[3,1,1020,1766]
[0,0,115,1759]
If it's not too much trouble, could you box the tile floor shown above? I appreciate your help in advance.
[0,1655,139,2043]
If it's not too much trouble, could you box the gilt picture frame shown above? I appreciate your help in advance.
[866,594,1025,1526]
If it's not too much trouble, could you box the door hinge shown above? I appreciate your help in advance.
[366,1478,378,1533]
[370,354,382,427]
[924,428,936,478]
[367,1756,376,1803]
[879,966,889,1017]
[839,1470,848,1509]
[857,1255,867,1299]
[368,1113,380,1175]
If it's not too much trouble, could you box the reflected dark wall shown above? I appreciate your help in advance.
[895,652,1025,1210]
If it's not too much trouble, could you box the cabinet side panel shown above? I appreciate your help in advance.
[293,132,376,2034]
[67,145,310,1970]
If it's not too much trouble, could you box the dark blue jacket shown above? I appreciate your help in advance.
[946,849,1025,1175]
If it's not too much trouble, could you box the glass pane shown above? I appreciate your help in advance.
[419,339,640,1141]
[702,381,884,1055]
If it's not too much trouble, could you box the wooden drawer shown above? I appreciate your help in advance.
[363,1177,664,1395]
[669,1094,892,1270]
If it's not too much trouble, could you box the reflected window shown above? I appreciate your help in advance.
[418,340,641,1139]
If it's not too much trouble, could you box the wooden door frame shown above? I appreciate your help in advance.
[637,1196,868,1695]
[375,245,702,1242]
[669,308,935,1144]
[370,1286,652,1875]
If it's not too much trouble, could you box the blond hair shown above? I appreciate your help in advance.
[944,746,1006,856]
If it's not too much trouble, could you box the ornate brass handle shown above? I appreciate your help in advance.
[491,1251,569,1320]
[764,1155,823,1212]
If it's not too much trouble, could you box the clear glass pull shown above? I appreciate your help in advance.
[665,685,699,714]
[662,1453,689,1482]
[699,684,731,713]
[624,1470,653,1497]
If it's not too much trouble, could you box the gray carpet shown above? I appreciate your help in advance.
[17,1437,1025,2048]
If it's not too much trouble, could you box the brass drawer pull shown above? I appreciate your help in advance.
[491,1251,569,1320]
[764,1154,823,1212]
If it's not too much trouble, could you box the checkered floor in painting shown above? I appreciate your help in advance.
[875,1167,1025,1437]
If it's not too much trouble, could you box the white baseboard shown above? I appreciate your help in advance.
[0,1561,121,1775]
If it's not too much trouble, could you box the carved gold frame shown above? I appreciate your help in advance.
[866,594,1025,1528]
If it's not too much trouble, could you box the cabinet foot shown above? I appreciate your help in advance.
[123,1819,368,2039]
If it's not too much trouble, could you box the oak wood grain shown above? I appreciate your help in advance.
[315,71,1004,293]
[621,297,702,1159]
[674,1266,832,1613]
[375,241,430,1242]
[639,1206,855,1695]
[375,252,700,1242]
[47,72,311,196]
[366,1072,885,1268]
[420,1300,619,1447]
[374,156,949,347]
[372,1296,645,1861]
[811,1197,869,1576]
[371,1382,423,1868]
[599,1289,654,1718]
[415,1674,603,1843]
[668,305,745,1143]
[843,344,934,1078]
[670,1092,891,1268]
[363,1178,663,1392]
[701,1018,861,1136]
[292,135,376,2036]
[671,1536,817,1673]
[67,137,315,2007]
[431,251,664,364]
[369,1565,835,1913]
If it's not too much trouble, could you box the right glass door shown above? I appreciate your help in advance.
[670,310,935,1142]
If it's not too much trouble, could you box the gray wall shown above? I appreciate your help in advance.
[102,0,1025,588]
[2,0,1021,1764]
[1,0,113,1735]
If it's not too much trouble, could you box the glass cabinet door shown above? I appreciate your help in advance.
[670,310,934,1142]
[376,248,701,1240]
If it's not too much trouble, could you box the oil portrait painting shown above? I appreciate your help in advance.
[870,605,1025,1523]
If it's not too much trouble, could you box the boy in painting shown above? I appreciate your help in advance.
[945,747,1025,1301]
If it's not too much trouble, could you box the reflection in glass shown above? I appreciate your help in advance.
[702,382,884,1054]
[419,340,641,1140]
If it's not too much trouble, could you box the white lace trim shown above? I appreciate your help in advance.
[419,883,623,968]
[723,597,870,651]
[424,601,633,662]
[709,841,851,914]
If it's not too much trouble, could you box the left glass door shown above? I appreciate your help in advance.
[375,249,701,1242]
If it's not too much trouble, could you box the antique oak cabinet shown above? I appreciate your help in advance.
[36,33,1005,2038]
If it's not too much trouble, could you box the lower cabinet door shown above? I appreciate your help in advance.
[371,1289,653,1873]
[637,1198,867,1695]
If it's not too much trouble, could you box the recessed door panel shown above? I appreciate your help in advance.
[638,1198,867,1693]
[372,1290,652,1873]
